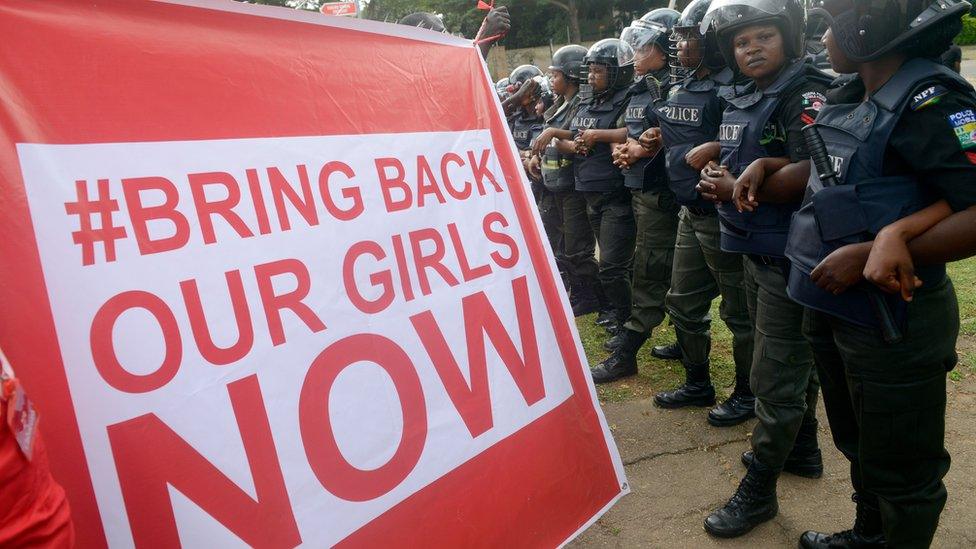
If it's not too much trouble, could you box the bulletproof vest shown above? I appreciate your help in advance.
[716,60,825,257]
[542,94,580,192]
[572,87,631,192]
[623,71,670,191]
[511,111,543,151]
[785,58,974,328]
[658,71,728,208]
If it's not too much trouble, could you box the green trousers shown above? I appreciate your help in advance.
[803,276,958,549]
[664,208,753,373]
[743,258,818,469]
[623,188,679,335]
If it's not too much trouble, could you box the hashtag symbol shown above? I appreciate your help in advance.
[64,179,128,266]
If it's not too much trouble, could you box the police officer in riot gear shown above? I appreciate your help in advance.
[508,65,547,154]
[696,0,832,538]
[590,9,682,383]
[556,38,637,345]
[530,45,603,318]
[646,0,757,426]
[784,1,976,547]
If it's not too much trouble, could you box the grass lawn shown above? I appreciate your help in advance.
[580,257,976,403]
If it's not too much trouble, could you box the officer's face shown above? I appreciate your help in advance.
[588,63,610,92]
[822,28,857,74]
[676,35,703,69]
[732,23,786,84]
[634,44,667,76]
[549,70,568,96]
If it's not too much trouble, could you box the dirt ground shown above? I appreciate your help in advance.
[570,362,976,549]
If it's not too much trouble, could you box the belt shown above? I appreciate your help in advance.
[686,206,716,217]
[747,254,791,280]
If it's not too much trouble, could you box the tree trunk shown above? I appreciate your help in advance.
[567,0,581,43]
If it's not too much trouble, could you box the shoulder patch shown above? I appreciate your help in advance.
[948,109,976,150]
[910,84,949,111]
[799,91,826,126]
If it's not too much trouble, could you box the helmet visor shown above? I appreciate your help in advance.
[622,20,670,50]
[701,0,791,34]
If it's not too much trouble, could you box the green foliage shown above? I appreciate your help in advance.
[957,14,976,45]
[362,0,670,48]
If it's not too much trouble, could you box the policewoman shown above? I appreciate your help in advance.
[591,8,682,383]
[648,0,757,428]
[509,65,546,158]
[531,45,603,318]
[558,38,637,340]
[784,1,976,547]
[697,0,832,538]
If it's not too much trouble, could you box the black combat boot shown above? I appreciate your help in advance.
[707,376,757,427]
[604,328,631,351]
[798,493,887,548]
[570,281,600,317]
[704,457,779,538]
[653,361,716,408]
[741,416,823,478]
[650,342,683,360]
[591,330,647,384]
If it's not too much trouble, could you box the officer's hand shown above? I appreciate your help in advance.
[810,242,871,295]
[512,79,539,103]
[697,162,734,203]
[732,161,765,213]
[578,129,600,149]
[863,231,923,302]
[686,142,719,171]
[611,143,629,168]
[639,127,662,153]
[532,127,555,156]
[527,154,542,180]
[573,135,591,156]
[477,6,511,43]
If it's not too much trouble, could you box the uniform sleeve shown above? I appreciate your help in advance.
[775,82,828,162]
[889,90,976,212]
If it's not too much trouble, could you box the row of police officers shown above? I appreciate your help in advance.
[502,0,976,546]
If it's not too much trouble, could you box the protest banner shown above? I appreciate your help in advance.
[0,0,627,546]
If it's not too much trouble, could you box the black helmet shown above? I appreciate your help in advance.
[621,8,681,57]
[509,64,544,86]
[669,0,727,81]
[582,38,637,100]
[703,0,807,66]
[549,44,588,83]
[398,12,447,33]
[495,77,511,100]
[812,0,971,62]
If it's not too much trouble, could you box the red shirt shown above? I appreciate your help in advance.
[0,399,74,548]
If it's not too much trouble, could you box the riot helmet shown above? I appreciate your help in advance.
[495,77,511,100]
[669,0,727,81]
[810,0,970,62]
[703,0,807,66]
[509,64,545,86]
[549,44,588,83]
[581,38,637,100]
[398,12,447,33]
[621,8,682,57]
[509,65,548,106]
